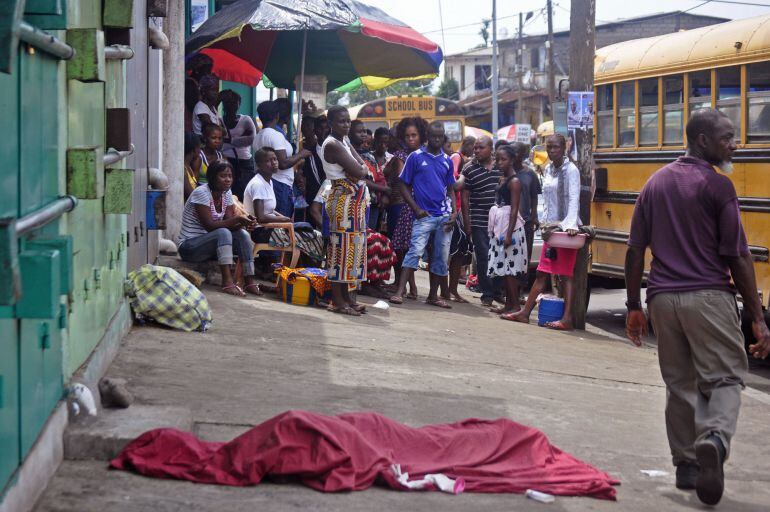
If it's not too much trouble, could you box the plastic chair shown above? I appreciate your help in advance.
[252,222,300,270]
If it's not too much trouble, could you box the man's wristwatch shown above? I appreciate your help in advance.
[625,300,643,311]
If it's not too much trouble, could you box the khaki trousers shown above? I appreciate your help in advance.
[648,290,748,466]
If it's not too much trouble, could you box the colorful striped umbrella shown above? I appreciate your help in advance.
[185,0,443,92]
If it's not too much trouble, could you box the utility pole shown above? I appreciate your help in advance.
[546,0,556,106]
[569,0,596,330]
[438,0,447,77]
[517,12,524,124]
[491,0,499,140]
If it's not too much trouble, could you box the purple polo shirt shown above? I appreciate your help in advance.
[628,156,749,301]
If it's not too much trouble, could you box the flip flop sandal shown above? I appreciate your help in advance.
[222,284,245,297]
[501,312,529,323]
[389,295,404,304]
[406,292,418,300]
[545,320,573,331]
[243,283,263,296]
[351,303,367,313]
[425,298,452,309]
[327,304,361,316]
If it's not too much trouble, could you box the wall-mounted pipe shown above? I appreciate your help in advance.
[104,45,134,60]
[103,144,135,166]
[148,27,170,50]
[148,167,169,190]
[16,196,78,236]
[18,21,75,60]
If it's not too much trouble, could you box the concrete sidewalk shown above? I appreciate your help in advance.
[34,275,770,511]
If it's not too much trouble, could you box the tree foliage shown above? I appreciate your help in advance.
[479,18,491,47]
[436,77,459,101]
[326,79,434,108]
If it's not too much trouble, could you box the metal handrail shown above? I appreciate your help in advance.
[16,196,78,236]
[104,45,134,60]
[18,21,75,60]
[103,144,135,166]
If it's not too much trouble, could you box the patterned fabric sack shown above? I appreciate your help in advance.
[125,265,212,332]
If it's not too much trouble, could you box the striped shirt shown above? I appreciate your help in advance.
[178,184,233,244]
[461,160,501,229]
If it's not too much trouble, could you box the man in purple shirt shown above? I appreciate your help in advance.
[625,109,770,505]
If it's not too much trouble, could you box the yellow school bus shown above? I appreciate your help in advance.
[349,95,466,151]
[592,13,770,307]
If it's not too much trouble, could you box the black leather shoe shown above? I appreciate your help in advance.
[675,461,698,490]
[695,435,726,505]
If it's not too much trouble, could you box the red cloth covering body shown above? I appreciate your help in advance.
[111,410,619,499]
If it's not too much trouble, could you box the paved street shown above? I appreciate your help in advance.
[586,281,770,394]
[33,273,770,511]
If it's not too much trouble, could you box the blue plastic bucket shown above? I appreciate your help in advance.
[537,297,565,326]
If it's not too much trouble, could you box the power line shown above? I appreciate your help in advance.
[705,0,770,6]
[422,6,547,35]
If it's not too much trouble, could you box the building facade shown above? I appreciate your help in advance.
[0,1,180,507]
[445,11,729,130]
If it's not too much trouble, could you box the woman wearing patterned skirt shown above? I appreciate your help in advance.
[487,145,528,316]
[319,106,370,316]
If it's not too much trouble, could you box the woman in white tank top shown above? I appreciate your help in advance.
[320,106,370,316]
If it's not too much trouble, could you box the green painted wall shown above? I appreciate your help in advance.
[1,0,133,494]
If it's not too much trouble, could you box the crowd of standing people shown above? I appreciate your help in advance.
[178,53,585,323]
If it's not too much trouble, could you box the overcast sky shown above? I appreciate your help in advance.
[365,0,770,56]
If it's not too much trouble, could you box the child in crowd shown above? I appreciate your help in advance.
[198,124,224,185]
[184,132,202,201]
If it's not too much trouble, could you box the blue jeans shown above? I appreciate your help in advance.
[178,228,254,276]
[471,226,501,300]
[403,215,452,276]
[272,179,294,218]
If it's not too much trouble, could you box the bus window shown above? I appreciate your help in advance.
[639,78,658,146]
[596,84,613,147]
[663,75,684,145]
[717,66,741,139]
[689,70,711,110]
[441,119,463,143]
[617,82,635,147]
[748,61,770,143]
[362,121,389,133]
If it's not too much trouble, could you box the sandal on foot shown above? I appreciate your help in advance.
[222,284,245,297]
[425,298,452,309]
[490,306,513,314]
[501,312,529,323]
[351,303,367,313]
[327,304,361,316]
[406,292,418,300]
[243,283,263,296]
[389,295,404,305]
[545,320,573,331]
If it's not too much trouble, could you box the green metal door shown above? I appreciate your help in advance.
[0,35,64,489]
[0,319,19,492]
[0,37,21,491]
[16,43,64,458]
